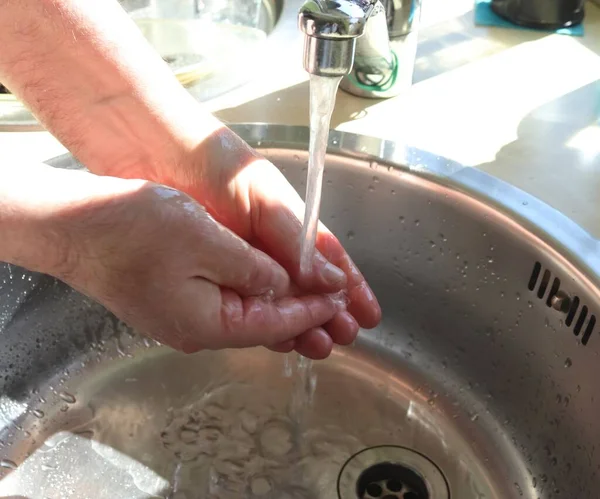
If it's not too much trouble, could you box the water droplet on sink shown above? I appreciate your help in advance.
[59,392,76,404]
[514,482,523,496]
[414,219,420,226]
[32,409,44,418]
[346,230,355,240]
[399,216,405,223]
[0,459,17,469]
[564,357,572,368]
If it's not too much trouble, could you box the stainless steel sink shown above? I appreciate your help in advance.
[1,124,599,498]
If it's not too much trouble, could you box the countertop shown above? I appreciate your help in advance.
[2,0,599,238]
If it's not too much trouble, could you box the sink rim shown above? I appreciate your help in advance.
[231,122,600,282]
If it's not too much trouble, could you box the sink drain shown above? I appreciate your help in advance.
[337,446,449,499]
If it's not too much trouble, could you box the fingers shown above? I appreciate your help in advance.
[324,311,360,345]
[194,211,291,298]
[247,159,381,329]
[267,328,332,360]
[268,339,296,353]
[316,231,382,329]
[267,310,358,359]
[219,290,337,348]
[294,328,332,360]
[248,161,347,292]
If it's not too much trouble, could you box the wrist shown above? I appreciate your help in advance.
[0,164,72,277]
[76,92,224,183]
[0,163,141,281]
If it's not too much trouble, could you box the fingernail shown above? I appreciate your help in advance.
[322,261,346,286]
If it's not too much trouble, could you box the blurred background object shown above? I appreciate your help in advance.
[491,0,585,29]
[0,0,282,129]
[121,0,277,89]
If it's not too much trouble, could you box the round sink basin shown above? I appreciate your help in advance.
[0,0,282,130]
[0,124,599,498]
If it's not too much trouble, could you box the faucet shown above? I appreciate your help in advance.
[298,0,421,98]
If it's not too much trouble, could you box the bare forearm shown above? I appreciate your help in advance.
[0,161,140,279]
[0,0,221,179]
[0,163,74,275]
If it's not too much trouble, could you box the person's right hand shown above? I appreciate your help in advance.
[2,164,341,358]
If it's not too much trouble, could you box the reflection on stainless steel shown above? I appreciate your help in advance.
[1,124,600,497]
[299,0,421,97]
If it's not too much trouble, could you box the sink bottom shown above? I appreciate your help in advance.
[0,338,499,498]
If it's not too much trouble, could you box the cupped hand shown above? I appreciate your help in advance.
[148,125,382,357]
[40,169,344,356]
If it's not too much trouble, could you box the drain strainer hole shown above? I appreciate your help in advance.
[356,462,428,499]
[337,446,449,499]
[387,479,403,492]
[366,483,383,497]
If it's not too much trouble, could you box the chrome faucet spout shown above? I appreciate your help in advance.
[298,0,421,98]
[298,0,377,77]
